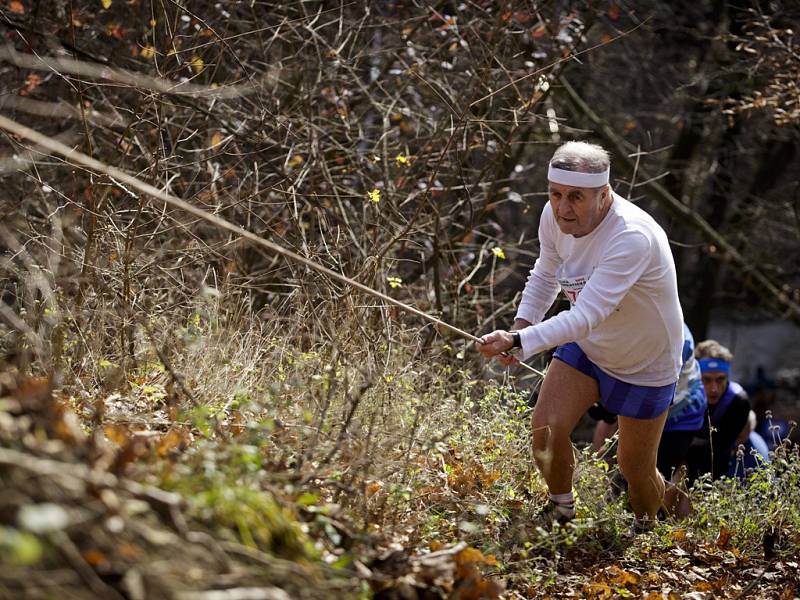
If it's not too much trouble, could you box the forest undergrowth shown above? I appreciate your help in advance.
[1,290,799,599]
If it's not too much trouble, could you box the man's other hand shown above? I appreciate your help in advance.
[496,352,520,367]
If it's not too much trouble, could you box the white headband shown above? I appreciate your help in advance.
[548,165,610,188]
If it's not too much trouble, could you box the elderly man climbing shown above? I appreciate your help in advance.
[477,141,683,533]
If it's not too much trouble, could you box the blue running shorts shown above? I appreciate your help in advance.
[552,342,676,420]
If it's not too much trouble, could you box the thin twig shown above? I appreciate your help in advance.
[0,44,256,98]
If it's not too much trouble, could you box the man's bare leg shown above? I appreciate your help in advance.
[617,410,668,519]
[663,472,681,516]
[665,465,692,518]
[592,419,618,454]
[676,482,692,517]
[531,359,600,494]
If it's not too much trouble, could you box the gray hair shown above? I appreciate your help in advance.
[550,141,610,174]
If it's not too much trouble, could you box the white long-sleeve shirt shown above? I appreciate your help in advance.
[515,192,683,386]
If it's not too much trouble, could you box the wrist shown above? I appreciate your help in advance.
[510,331,522,349]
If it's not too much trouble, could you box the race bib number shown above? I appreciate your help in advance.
[558,274,589,305]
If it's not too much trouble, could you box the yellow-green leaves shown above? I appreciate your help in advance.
[190,55,204,74]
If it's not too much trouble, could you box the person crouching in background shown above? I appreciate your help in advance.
[687,340,752,481]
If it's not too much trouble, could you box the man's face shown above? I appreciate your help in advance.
[701,371,728,405]
[548,182,610,237]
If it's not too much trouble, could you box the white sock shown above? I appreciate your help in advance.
[549,491,575,506]
[549,491,575,515]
